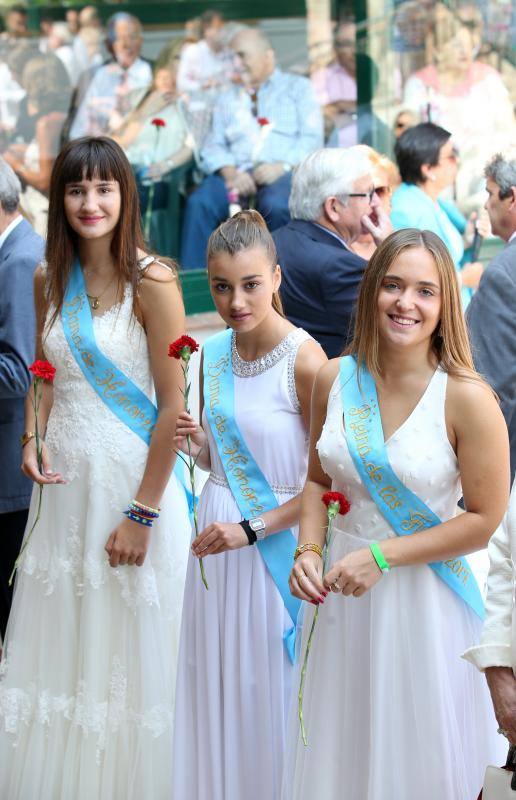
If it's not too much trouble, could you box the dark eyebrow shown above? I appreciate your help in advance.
[384,274,440,290]
[210,274,261,281]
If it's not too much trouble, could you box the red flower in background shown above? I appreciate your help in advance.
[257,116,270,126]
[29,359,56,383]
[321,491,350,515]
[151,117,166,127]
[168,335,199,361]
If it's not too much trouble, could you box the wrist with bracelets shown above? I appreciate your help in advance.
[294,542,323,561]
[123,498,161,528]
[370,541,391,573]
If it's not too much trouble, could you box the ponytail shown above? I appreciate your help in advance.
[207,210,283,315]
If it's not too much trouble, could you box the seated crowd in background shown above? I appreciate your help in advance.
[0,2,514,268]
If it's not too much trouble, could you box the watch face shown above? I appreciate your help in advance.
[249,516,265,532]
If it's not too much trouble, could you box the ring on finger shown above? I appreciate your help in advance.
[331,579,342,591]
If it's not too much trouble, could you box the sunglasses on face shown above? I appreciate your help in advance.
[374,185,392,198]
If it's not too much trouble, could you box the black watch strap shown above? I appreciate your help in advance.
[239,519,257,545]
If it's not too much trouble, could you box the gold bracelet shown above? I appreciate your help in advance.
[294,542,323,561]
[20,431,36,448]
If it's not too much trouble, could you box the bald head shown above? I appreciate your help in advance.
[231,28,275,87]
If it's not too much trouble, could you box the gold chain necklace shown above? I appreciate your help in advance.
[85,276,115,310]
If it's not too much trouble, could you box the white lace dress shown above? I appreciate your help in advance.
[0,285,190,800]
[282,368,505,800]
[172,329,311,800]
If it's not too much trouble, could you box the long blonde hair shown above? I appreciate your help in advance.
[348,228,477,382]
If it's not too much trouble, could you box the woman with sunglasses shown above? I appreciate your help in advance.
[391,121,483,308]
[352,146,400,260]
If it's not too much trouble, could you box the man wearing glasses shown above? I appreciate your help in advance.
[273,147,392,358]
[180,27,323,270]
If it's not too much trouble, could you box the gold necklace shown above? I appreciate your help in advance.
[86,277,115,310]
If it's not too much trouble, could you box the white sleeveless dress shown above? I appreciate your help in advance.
[172,329,312,800]
[282,367,504,800]
[0,285,190,799]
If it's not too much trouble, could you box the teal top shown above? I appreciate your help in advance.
[391,183,472,307]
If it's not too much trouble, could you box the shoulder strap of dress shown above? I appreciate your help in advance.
[137,255,176,281]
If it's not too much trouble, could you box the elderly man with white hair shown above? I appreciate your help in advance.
[273,146,392,357]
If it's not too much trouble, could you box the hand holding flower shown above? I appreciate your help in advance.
[191,521,248,557]
[173,411,207,459]
[21,438,65,485]
[289,550,326,603]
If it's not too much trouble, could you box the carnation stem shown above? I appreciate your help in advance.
[298,515,335,745]
[143,181,155,243]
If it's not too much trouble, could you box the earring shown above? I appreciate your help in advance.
[430,174,437,182]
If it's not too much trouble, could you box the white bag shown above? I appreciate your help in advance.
[482,766,516,799]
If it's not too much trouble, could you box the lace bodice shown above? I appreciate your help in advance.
[204,328,312,491]
[43,286,151,484]
[317,367,462,540]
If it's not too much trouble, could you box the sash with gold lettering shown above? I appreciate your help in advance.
[340,355,484,620]
[203,328,301,662]
[61,258,189,493]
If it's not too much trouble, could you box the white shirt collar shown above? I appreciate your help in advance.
[509,230,516,243]
[313,221,352,250]
[0,214,23,253]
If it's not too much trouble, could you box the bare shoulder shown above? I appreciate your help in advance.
[314,357,341,396]
[446,373,503,429]
[295,338,327,379]
[447,373,497,410]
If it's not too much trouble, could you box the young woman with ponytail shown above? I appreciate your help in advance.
[171,210,326,800]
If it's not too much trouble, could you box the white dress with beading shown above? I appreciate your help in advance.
[172,329,311,800]
[0,285,190,800]
[282,367,505,800]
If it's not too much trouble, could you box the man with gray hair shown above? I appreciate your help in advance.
[0,157,44,639]
[273,147,392,357]
[467,149,516,482]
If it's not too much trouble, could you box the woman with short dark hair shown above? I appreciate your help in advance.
[391,121,483,306]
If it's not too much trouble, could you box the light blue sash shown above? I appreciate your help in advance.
[61,258,189,497]
[339,356,484,620]
[203,329,301,663]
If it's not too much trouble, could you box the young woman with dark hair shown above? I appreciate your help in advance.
[171,210,326,800]
[391,122,484,307]
[0,136,191,799]
[283,228,509,800]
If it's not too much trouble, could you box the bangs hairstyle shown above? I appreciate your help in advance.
[207,210,283,315]
[45,136,145,327]
[347,228,478,383]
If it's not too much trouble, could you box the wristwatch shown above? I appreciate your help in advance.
[248,516,266,540]
[239,516,267,545]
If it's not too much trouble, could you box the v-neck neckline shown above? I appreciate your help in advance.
[380,366,440,446]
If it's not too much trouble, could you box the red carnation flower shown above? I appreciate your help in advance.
[151,118,166,127]
[321,491,351,516]
[168,335,200,361]
[29,359,56,383]
[257,116,270,127]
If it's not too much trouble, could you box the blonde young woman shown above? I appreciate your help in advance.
[283,228,509,800]
[172,210,326,800]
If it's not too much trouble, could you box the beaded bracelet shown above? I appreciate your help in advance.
[124,509,155,527]
[131,499,160,516]
[128,502,159,520]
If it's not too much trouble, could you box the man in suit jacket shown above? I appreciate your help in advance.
[467,150,516,481]
[0,158,44,638]
[273,147,392,357]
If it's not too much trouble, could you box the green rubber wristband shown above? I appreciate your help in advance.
[370,541,391,573]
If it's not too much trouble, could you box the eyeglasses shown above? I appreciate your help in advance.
[348,188,376,203]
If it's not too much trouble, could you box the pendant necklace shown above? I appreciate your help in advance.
[86,276,115,311]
